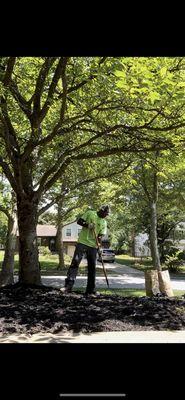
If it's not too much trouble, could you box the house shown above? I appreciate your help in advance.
[164,222,185,251]
[133,233,151,257]
[16,221,110,257]
[133,222,185,257]
[15,222,81,257]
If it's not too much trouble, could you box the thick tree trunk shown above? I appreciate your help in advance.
[17,197,41,285]
[0,215,17,286]
[56,223,65,269]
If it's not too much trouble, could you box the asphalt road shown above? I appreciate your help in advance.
[41,261,185,291]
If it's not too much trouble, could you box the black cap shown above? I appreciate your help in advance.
[99,205,110,213]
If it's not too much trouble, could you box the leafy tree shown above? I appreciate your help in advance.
[0,56,184,286]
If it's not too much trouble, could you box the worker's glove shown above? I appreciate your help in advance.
[88,223,95,230]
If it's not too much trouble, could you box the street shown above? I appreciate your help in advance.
[41,261,185,291]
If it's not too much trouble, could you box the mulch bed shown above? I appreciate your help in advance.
[0,285,185,335]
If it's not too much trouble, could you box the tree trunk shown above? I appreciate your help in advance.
[145,201,161,296]
[56,199,66,270]
[145,269,160,296]
[131,228,136,257]
[146,201,173,297]
[56,223,65,269]
[0,215,17,286]
[149,201,161,271]
[17,197,41,285]
[159,241,166,264]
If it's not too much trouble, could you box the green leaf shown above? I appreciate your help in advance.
[160,67,167,78]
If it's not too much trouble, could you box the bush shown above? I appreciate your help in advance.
[162,243,183,263]
[164,250,184,273]
[64,253,72,264]
[177,250,185,260]
[38,246,52,256]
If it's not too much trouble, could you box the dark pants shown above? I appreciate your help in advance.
[65,242,97,293]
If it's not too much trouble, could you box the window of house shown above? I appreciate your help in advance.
[66,228,71,237]
[78,228,82,236]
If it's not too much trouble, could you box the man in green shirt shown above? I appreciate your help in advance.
[62,205,109,296]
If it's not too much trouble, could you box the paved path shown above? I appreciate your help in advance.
[41,262,185,291]
[1,330,185,343]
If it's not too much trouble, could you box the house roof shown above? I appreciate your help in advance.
[36,225,57,237]
[17,224,57,237]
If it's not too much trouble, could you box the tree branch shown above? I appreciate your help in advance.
[39,57,69,123]
[0,157,18,193]
[7,80,32,119]
[38,161,132,215]
[3,57,16,85]
[32,57,56,123]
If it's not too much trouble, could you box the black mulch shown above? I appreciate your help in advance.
[0,285,185,335]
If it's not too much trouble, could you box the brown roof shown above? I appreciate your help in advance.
[17,224,57,237]
[36,225,57,237]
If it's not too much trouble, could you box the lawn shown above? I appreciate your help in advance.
[0,251,111,276]
[75,287,185,297]
[115,254,153,270]
[0,251,69,274]
[115,254,185,275]
[1,250,185,277]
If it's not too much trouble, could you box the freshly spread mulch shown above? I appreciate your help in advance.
[0,285,185,335]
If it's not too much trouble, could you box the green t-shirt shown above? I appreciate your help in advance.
[78,210,107,248]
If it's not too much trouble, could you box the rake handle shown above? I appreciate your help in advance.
[93,227,109,288]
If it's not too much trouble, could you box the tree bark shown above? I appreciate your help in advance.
[0,214,17,286]
[56,222,65,269]
[149,200,161,271]
[147,200,174,296]
[17,196,41,285]
[130,228,136,257]
[56,201,65,269]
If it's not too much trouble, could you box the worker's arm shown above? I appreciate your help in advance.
[77,217,95,232]
[77,217,89,228]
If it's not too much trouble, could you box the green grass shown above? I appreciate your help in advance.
[115,254,153,271]
[115,254,136,267]
[75,288,185,297]
[115,254,185,275]
[0,251,69,274]
[0,251,107,276]
[1,250,185,278]
[115,254,169,272]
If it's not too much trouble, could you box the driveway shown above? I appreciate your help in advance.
[41,261,185,291]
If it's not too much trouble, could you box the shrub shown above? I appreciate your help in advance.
[64,253,72,264]
[38,246,52,256]
[164,250,184,273]
[177,250,185,260]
